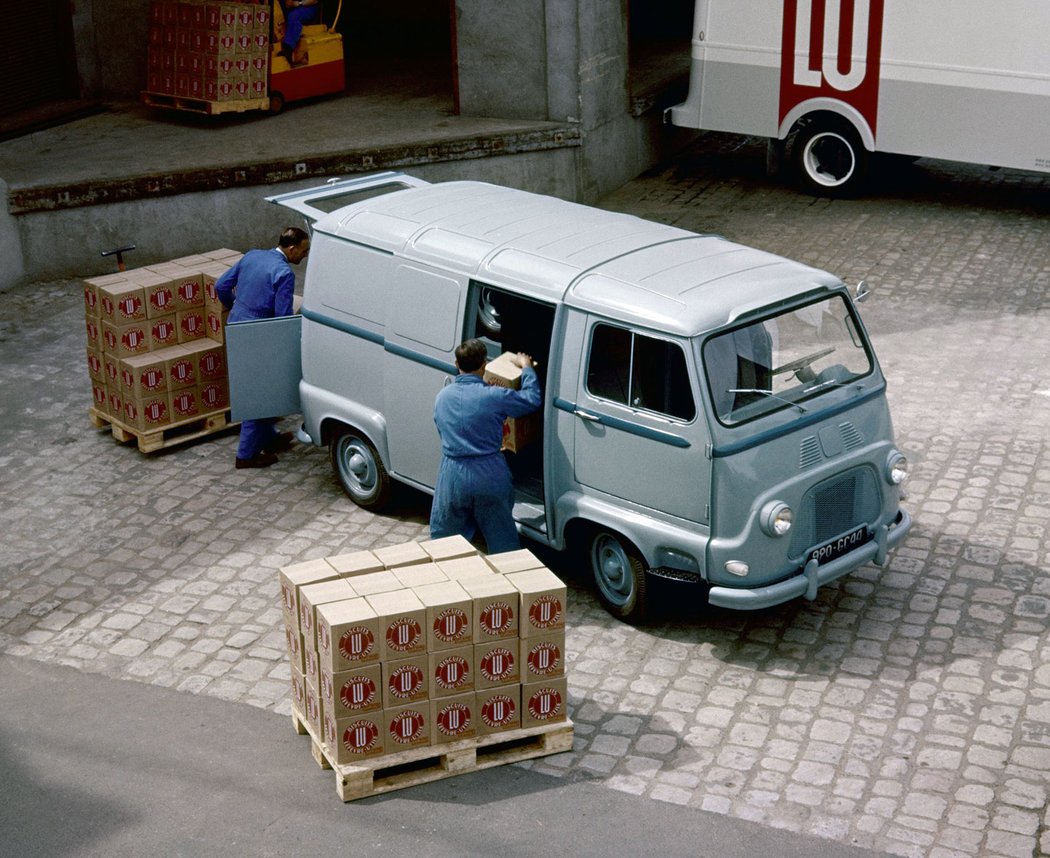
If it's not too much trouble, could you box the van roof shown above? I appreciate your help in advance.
[317,180,844,335]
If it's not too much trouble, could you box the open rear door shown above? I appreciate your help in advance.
[226,315,302,422]
[265,171,430,221]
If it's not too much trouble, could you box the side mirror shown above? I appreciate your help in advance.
[854,279,873,303]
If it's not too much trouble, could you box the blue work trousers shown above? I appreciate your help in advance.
[237,417,279,460]
[430,453,520,554]
[283,6,318,49]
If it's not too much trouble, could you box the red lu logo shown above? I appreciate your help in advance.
[118,295,142,318]
[200,352,223,376]
[140,368,164,390]
[480,601,513,635]
[389,710,426,744]
[529,595,562,630]
[339,625,376,661]
[181,313,203,335]
[178,280,201,302]
[84,288,97,310]
[152,319,175,340]
[385,617,422,653]
[122,328,145,350]
[437,703,472,736]
[527,687,563,720]
[482,694,516,728]
[151,288,172,311]
[144,400,167,423]
[527,641,562,676]
[433,608,469,643]
[171,360,194,383]
[480,647,515,682]
[173,391,196,414]
[291,674,305,706]
[435,655,470,689]
[340,676,377,709]
[389,664,425,698]
[343,719,380,753]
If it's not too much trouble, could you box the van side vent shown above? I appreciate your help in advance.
[799,436,823,470]
[840,421,864,451]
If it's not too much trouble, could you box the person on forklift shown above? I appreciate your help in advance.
[279,0,319,65]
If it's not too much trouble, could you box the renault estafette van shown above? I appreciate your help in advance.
[227,172,911,622]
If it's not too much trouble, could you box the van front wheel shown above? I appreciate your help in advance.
[590,530,648,623]
[329,429,392,511]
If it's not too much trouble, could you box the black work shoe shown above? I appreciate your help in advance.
[264,431,295,454]
[235,451,278,469]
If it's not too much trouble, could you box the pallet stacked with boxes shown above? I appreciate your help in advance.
[279,535,572,800]
[144,0,271,112]
[84,249,241,451]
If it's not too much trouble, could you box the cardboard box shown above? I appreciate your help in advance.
[170,386,201,421]
[102,319,150,358]
[83,276,117,317]
[185,339,226,381]
[199,379,230,412]
[85,316,103,351]
[278,558,340,626]
[146,263,203,310]
[391,562,448,591]
[164,346,198,390]
[99,281,147,324]
[437,554,497,583]
[86,349,105,385]
[521,677,568,728]
[298,578,356,650]
[431,692,477,744]
[290,668,306,718]
[384,703,431,751]
[475,640,520,688]
[139,273,177,318]
[303,648,319,685]
[505,567,566,636]
[316,598,381,671]
[90,382,108,413]
[429,645,474,698]
[476,684,521,735]
[381,653,429,708]
[206,308,227,344]
[177,307,206,343]
[483,351,525,389]
[106,385,124,420]
[323,710,385,763]
[374,541,430,569]
[120,352,168,397]
[414,580,473,651]
[326,549,385,579]
[284,619,305,673]
[320,662,383,718]
[102,353,121,388]
[350,570,403,597]
[461,574,519,642]
[123,393,171,431]
[501,412,541,454]
[202,247,242,262]
[366,589,427,660]
[304,679,322,736]
[419,535,477,562]
[148,314,180,350]
[484,549,545,575]
[521,631,565,682]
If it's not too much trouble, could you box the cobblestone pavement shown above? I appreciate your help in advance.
[2,135,1049,857]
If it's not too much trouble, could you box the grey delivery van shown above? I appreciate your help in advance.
[229,171,911,622]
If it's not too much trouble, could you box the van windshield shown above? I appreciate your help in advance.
[702,294,872,425]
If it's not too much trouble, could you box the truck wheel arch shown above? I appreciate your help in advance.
[778,99,875,152]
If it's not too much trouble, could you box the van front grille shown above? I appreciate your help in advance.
[789,467,881,557]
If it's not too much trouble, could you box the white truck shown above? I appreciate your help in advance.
[666,0,1050,194]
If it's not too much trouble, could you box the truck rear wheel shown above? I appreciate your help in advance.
[589,530,648,623]
[792,120,869,197]
[329,428,392,510]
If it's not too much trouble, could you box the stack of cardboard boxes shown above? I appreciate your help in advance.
[146,0,271,104]
[279,536,569,765]
[84,249,240,434]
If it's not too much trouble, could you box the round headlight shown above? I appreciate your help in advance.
[760,501,794,537]
[887,452,909,485]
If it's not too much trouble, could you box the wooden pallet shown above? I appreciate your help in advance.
[291,710,574,802]
[89,407,237,454]
[142,91,270,115]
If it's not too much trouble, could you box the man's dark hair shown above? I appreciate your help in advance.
[278,227,309,248]
[455,339,489,373]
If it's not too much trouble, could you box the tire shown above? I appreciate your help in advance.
[329,428,392,510]
[589,530,648,623]
[792,120,869,197]
[269,93,285,114]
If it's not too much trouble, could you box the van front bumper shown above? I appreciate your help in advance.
[707,509,912,611]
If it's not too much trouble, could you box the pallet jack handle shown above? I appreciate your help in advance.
[101,244,137,272]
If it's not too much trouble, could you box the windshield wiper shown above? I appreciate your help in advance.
[728,388,808,413]
[803,379,850,395]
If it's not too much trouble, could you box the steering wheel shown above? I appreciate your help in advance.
[772,347,836,382]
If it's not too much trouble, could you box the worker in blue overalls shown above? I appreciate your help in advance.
[216,227,309,469]
[430,339,541,553]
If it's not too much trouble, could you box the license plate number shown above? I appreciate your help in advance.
[809,526,868,565]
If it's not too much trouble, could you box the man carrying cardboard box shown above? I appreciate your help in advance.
[215,227,308,469]
[430,339,540,554]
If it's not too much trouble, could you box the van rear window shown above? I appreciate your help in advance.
[586,324,695,421]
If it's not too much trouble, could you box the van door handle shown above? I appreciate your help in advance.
[573,409,600,422]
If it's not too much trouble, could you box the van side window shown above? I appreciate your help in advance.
[587,324,696,421]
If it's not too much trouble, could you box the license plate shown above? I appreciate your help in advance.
[809,525,869,565]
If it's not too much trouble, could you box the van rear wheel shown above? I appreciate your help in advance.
[792,119,868,197]
[329,428,392,510]
[590,530,648,623]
